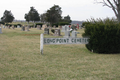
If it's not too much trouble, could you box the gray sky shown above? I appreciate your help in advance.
[0,0,115,21]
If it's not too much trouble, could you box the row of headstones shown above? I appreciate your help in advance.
[21,26,30,31]
[1,25,21,29]
[62,25,79,38]
[44,25,79,38]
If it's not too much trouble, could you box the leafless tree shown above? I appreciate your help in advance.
[95,0,120,22]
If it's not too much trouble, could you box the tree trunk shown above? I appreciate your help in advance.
[118,0,120,22]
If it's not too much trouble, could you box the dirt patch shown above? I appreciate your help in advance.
[22,34,40,36]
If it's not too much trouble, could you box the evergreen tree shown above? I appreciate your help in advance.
[25,7,40,27]
[63,15,72,23]
[46,5,62,26]
[25,7,40,22]
[1,10,14,23]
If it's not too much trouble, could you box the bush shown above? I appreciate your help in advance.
[17,24,22,27]
[36,23,43,27]
[14,24,17,28]
[5,24,12,27]
[58,22,70,26]
[52,23,58,27]
[84,18,120,53]
[0,22,5,25]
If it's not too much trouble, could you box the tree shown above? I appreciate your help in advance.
[25,7,40,26]
[96,0,120,22]
[63,15,72,23]
[46,5,62,26]
[24,14,30,23]
[40,13,47,23]
[1,10,14,23]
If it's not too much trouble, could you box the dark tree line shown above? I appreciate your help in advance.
[1,5,71,25]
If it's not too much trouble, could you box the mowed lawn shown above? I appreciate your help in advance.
[0,27,120,80]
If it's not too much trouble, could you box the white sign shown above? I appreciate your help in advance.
[40,34,89,54]
[44,38,88,44]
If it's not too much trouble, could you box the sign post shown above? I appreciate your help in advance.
[40,34,89,54]
[40,34,43,54]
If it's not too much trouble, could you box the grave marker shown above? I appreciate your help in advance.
[37,25,41,30]
[44,28,49,34]
[21,26,25,31]
[25,26,29,31]
[54,29,61,36]
[71,30,79,38]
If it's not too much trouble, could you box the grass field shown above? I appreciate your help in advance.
[0,27,120,80]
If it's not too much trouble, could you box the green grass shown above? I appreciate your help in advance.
[0,28,120,80]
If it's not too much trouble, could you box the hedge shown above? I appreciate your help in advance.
[83,18,120,53]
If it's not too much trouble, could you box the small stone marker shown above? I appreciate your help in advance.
[11,25,15,29]
[61,25,70,32]
[3,25,5,28]
[37,25,41,30]
[25,26,29,31]
[71,30,79,38]
[64,30,70,38]
[17,25,20,28]
[44,28,49,34]
[54,29,61,36]
[21,26,25,31]
[0,27,2,33]
[42,24,47,30]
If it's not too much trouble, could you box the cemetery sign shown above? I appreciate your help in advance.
[44,38,88,44]
[40,34,89,54]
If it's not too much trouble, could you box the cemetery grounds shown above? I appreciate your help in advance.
[0,27,120,80]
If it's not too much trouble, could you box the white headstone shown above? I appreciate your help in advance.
[71,30,79,38]
[61,25,69,32]
[64,30,70,38]
[17,25,20,28]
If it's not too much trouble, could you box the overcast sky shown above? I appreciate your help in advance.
[0,0,115,21]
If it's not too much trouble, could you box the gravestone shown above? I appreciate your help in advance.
[44,28,49,34]
[3,25,5,28]
[54,29,61,36]
[25,26,29,31]
[61,25,70,32]
[42,24,47,30]
[0,27,2,33]
[17,25,20,28]
[37,25,41,30]
[61,25,70,38]
[71,30,79,38]
[21,26,25,31]
[64,30,70,38]
[11,25,15,29]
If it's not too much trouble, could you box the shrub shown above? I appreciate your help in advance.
[17,24,22,27]
[0,22,5,25]
[5,24,12,27]
[52,23,58,27]
[58,22,70,26]
[84,18,120,53]
[36,23,43,27]
[14,24,17,28]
